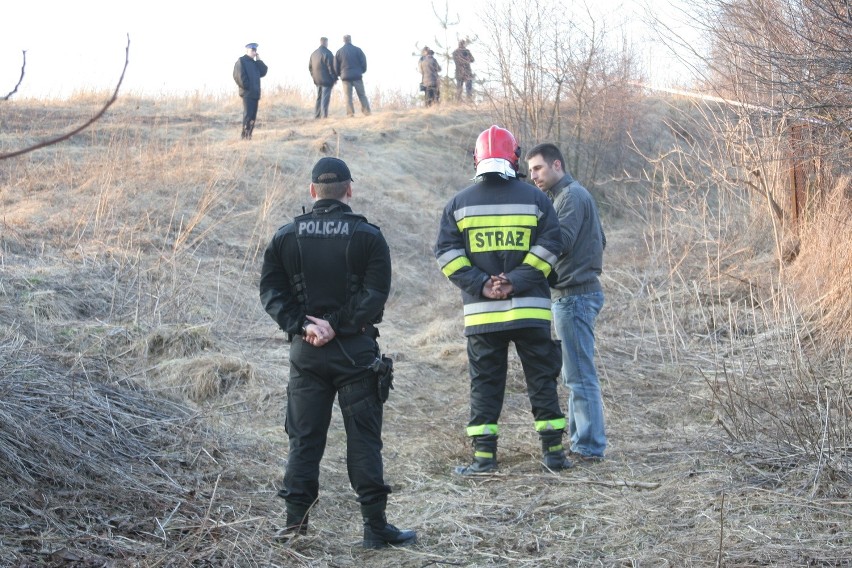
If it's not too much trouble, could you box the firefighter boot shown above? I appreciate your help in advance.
[361,500,417,549]
[283,502,309,536]
[541,431,573,471]
[454,434,498,475]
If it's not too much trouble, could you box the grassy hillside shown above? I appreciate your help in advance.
[1,94,849,566]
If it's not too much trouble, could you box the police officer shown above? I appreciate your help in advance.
[259,157,416,548]
[434,125,573,474]
[233,42,268,140]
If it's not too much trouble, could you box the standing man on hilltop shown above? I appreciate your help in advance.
[452,39,475,101]
[335,35,371,117]
[526,143,607,462]
[418,47,441,107]
[309,37,338,119]
[233,42,268,140]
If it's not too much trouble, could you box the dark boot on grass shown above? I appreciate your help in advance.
[361,501,417,549]
[454,434,498,475]
[540,431,573,471]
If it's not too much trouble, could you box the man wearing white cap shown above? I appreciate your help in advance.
[233,42,268,140]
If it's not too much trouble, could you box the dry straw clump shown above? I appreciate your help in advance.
[788,178,852,353]
[147,353,256,402]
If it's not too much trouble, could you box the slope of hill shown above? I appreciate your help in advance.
[1,97,849,566]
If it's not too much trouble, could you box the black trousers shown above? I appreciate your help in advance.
[241,96,259,137]
[466,326,564,430]
[424,86,439,106]
[280,334,390,509]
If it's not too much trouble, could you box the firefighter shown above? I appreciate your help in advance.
[259,157,416,548]
[434,125,573,474]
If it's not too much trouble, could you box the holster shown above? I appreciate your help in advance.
[370,355,394,403]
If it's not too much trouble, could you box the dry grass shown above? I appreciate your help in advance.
[0,93,850,566]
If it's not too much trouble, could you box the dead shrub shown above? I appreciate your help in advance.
[147,354,255,402]
[788,178,852,353]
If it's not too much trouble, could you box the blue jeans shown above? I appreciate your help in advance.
[552,291,606,457]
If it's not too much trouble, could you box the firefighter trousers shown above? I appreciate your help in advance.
[466,326,564,430]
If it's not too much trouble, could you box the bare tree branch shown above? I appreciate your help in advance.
[0,35,130,161]
[2,50,26,100]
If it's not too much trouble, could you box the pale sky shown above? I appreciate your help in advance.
[0,0,700,100]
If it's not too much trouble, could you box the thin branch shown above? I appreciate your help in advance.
[2,50,26,100]
[0,35,130,161]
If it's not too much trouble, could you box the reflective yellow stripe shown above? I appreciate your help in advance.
[535,418,567,432]
[441,255,471,277]
[474,450,495,459]
[456,214,538,231]
[523,252,552,276]
[465,307,551,327]
[466,424,499,437]
[465,297,552,315]
[545,443,564,453]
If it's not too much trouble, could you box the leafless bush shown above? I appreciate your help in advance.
[633,0,852,465]
[700,0,852,131]
[631,96,851,465]
[478,0,644,187]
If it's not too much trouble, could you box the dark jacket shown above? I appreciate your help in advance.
[452,47,474,80]
[260,200,391,337]
[309,45,337,86]
[434,175,563,336]
[335,43,367,82]
[546,174,606,297]
[419,54,441,88]
[234,55,268,99]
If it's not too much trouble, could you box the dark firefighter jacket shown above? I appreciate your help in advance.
[434,175,564,336]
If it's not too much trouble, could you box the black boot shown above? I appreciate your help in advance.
[541,431,573,471]
[454,434,498,475]
[283,502,309,536]
[361,501,417,549]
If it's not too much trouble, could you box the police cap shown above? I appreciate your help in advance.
[311,157,354,183]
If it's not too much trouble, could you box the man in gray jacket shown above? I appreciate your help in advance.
[309,37,337,119]
[526,143,607,462]
[334,35,371,117]
[233,42,268,140]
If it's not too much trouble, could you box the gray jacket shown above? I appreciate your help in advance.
[335,43,367,81]
[546,174,606,297]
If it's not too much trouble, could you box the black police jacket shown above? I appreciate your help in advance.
[233,55,268,99]
[259,199,391,337]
